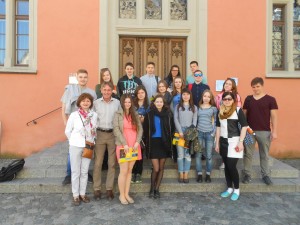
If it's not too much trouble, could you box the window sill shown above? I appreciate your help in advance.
[266,71,300,78]
[0,67,37,74]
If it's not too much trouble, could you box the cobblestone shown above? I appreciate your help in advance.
[0,192,299,225]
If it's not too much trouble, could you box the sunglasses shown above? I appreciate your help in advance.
[194,73,203,77]
[222,98,233,101]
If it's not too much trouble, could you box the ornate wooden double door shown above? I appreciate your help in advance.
[119,37,187,79]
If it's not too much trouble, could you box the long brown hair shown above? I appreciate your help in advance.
[167,65,181,80]
[150,94,169,111]
[171,77,184,97]
[219,92,237,119]
[199,89,216,107]
[133,85,149,109]
[177,88,195,113]
[157,80,168,93]
[120,94,138,129]
[100,68,114,86]
[222,78,238,95]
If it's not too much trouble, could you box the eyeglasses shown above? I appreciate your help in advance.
[194,73,203,77]
[222,98,233,101]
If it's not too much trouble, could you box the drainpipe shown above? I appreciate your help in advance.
[0,121,2,155]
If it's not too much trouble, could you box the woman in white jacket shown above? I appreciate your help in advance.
[65,93,97,206]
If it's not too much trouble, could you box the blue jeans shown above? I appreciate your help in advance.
[196,131,214,174]
[67,152,71,176]
[177,145,191,173]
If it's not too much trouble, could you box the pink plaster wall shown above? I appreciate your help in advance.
[208,0,300,157]
[0,0,99,157]
[0,0,299,158]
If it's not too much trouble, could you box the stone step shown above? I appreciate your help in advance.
[1,177,299,194]
[2,141,298,194]
[25,141,274,166]
[17,158,298,179]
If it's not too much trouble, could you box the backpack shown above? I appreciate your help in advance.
[155,75,159,84]
[0,159,25,182]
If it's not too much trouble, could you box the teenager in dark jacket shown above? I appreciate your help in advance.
[117,62,142,98]
[143,94,175,199]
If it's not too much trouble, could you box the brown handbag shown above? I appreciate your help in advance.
[78,113,95,159]
[82,141,94,159]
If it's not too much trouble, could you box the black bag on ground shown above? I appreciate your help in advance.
[0,159,25,182]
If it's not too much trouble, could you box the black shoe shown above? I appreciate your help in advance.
[242,175,252,184]
[197,175,203,183]
[201,155,206,160]
[149,188,154,198]
[183,179,189,183]
[205,175,211,183]
[154,190,160,199]
[88,173,93,183]
[262,176,273,185]
[131,174,136,184]
[62,175,71,185]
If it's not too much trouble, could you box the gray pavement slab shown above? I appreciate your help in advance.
[0,192,299,225]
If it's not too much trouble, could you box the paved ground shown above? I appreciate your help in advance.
[1,159,299,225]
[0,192,299,225]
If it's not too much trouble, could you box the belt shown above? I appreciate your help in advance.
[97,128,113,133]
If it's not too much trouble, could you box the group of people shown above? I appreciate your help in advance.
[61,60,278,206]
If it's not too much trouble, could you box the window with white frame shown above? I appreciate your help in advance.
[268,0,300,77]
[0,0,37,73]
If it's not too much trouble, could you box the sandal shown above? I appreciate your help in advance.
[125,196,134,204]
[119,196,129,205]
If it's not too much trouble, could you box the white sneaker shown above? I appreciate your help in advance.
[219,163,225,170]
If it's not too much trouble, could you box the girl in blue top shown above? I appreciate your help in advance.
[196,90,218,183]
[170,76,184,113]
[132,85,149,183]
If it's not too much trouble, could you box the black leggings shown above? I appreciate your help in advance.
[220,137,240,189]
[132,158,143,175]
[151,158,166,190]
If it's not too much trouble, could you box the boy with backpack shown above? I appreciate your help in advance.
[140,62,160,102]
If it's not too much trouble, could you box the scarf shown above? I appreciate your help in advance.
[153,107,170,118]
[78,108,96,142]
[219,103,237,120]
[151,108,171,149]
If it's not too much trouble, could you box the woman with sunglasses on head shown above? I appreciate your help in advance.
[143,95,175,199]
[215,92,247,201]
[65,93,97,206]
[113,94,143,205]
[95,68,118,99]
[157,80,172,106]
[215,78,242,170]
[164,65,181,92]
